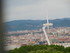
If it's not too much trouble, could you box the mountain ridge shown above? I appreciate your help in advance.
[5,18,70,32]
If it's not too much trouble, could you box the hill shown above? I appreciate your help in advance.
[5,18,70,31]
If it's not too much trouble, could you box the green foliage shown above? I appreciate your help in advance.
[65,47,70,52]
[7,48,18,53]
[28,50,49,53]
[7,45,70,53]
[28,50,64,53]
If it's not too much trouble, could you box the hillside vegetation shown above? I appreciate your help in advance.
[7,45,70,53]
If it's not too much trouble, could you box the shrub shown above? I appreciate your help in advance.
[65,47,70,52]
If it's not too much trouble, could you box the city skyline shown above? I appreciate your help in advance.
[4,0,70,22]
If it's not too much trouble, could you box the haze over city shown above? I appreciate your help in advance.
[4,0,70,22]
[3,0,70,51]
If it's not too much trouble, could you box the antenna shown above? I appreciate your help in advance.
[47,11,49,23]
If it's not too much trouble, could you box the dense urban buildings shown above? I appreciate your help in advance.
[4,27,70,50]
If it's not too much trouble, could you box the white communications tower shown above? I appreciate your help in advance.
[42,2,53,45]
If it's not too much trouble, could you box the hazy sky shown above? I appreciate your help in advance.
[4,0,70,22]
